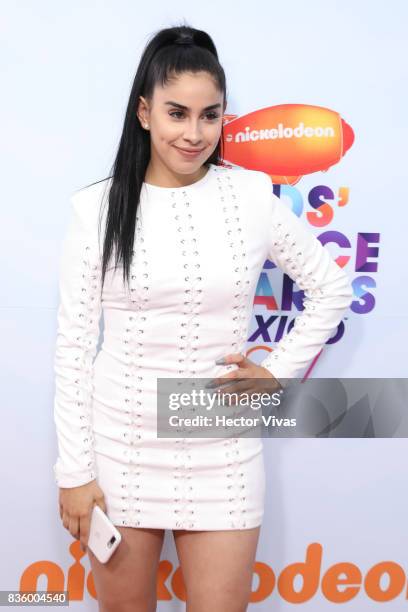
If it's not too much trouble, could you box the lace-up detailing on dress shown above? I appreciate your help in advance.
[53,163,352,529]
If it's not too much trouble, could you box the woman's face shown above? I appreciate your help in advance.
[138,71,225,181]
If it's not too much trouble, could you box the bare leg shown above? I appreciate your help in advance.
[173,526,261,612]
[88,526,165,612]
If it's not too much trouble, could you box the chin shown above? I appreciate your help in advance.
[171,156,204,171]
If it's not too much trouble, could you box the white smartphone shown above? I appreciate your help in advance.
[87,505,122,563]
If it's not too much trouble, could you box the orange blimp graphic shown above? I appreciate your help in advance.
[221,104,354,185]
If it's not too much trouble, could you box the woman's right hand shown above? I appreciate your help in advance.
[59,480,107,552]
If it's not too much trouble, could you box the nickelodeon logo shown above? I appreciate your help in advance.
[222,103,354,185]
[20,541,408,604]
[231,122,335,142]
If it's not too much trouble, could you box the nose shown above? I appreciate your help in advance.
[182,119,203,145]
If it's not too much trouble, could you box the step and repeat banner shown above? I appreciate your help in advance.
[2,1,407,610]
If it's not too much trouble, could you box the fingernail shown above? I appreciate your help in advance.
[215,357,225,365]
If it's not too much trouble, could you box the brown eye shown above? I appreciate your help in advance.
[170,110,219,120]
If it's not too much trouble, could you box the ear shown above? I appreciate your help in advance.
[137,95,150,129]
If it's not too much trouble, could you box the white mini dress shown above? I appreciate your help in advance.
[53,162,353,530]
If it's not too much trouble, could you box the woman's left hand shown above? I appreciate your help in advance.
[206,353,284,402]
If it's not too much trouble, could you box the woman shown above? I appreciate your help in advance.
[54,24,353,611]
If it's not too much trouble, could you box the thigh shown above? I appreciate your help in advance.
[88,526,165,612]
[173,526,261,612]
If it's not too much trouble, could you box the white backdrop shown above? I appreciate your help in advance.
[1,1,407,609]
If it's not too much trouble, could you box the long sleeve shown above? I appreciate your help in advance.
[53,192,103,488]
[258,173,353,384]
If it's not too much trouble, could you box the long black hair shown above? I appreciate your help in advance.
[92,23,227,296]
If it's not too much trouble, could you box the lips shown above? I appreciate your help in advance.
[174,146,205,153]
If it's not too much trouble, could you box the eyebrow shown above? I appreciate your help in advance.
[164,101,222,111]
